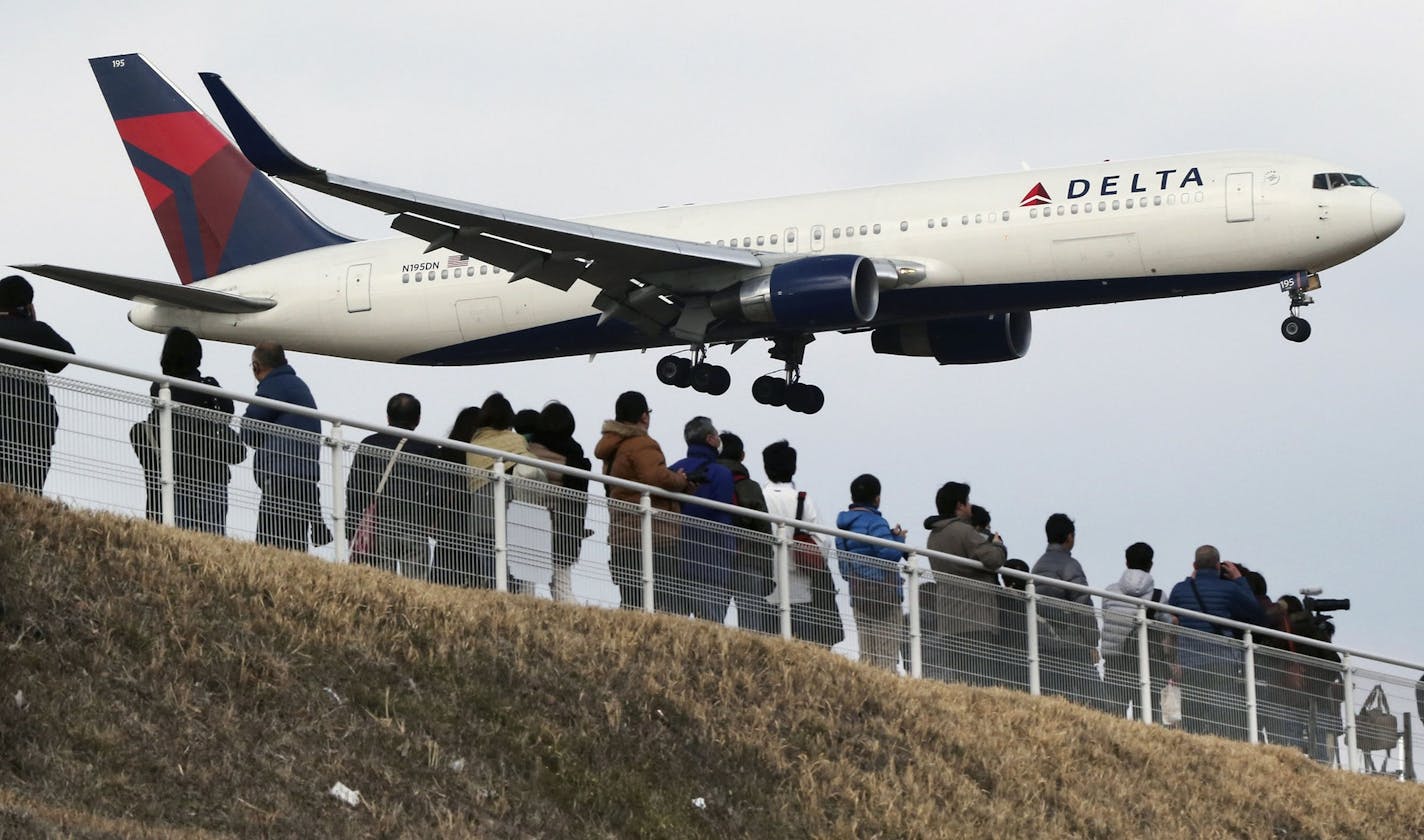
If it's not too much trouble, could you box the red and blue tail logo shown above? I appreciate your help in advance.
[90,54,349,284]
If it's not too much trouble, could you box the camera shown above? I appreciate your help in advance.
[1303,596,1350,613]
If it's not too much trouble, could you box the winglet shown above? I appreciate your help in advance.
[198,72,325,183]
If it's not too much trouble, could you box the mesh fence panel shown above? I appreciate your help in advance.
[9,360,1424,780]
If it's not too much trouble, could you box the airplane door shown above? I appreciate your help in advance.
[785,227,799,254]
[345,263,372,312]
[1225,172,1254,222]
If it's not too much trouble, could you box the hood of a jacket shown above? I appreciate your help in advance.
[1115,568,1155,598]
[594,420,646,460]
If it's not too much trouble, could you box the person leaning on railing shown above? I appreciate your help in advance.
[130,327,244,533]
[922,481,1007,686]
[1031,514,1105,709]
[242,342,329,551]
[1164,546,1267,741]
[526,401,591,605]
[835,474,909,672]
[344,393,438,576]
[464,392,545,592]
[0,275,73,496]
[594,390,691,613]
[714,432,777,636]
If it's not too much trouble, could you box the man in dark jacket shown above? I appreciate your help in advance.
[345,393,438,577]
[923,481,1007,686]
[242,342,328,551]
[1031,513,1104,708]
[0,276,73,495]
[715,432,776,634]
[669,416,736,623]
[1166,545,1267,740]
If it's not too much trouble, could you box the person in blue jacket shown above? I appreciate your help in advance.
[836,474,908,671]
[669,416,736,622]
[242,342,329,551]
[1166,545,1267,740]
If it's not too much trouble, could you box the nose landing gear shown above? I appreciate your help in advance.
[1280,272,1320,343]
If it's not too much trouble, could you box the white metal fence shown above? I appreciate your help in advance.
[1,335,1420,779]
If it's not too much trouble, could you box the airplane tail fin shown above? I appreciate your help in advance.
[88,54,351,285]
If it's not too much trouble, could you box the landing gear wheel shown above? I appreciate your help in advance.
[656,355,692,387]
[690,363,731,395]
[785,383,825,414]
[1281,316,1311,343]
[752,375,787,406]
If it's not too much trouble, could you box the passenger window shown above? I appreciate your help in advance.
[1071,205,1079,215]
[440,269,448,279]
[481,265,489,275]
[1001,211,1010,222]
[832,228,841,238]
[494,267,502,275]
[1111,200,1120,210]
[1167,195,1176,205]
[859,225,868,236]
[940,217,948,228]
[845,226,854,238]
[961,215,969,225]
[1153,195,1162,206]
[813,228,822,240]
[717,239,725,246]
[974,213,982,223]
[1096,201,1105,212]
[415,272,423,282]
[1084,203,1092,214]
[787,230,796,242]
[927,219,936,228]
[873,223,881,234]
[770,234,779,245]
[743,237,751,247]
[402,273,410,283]
[455,267,463,278]
[756,235,765,246]
[899,221,908,232]
[1029,208,1038,219]
[1125,198,1133,209]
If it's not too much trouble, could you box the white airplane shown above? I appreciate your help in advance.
[20,54,1405,414]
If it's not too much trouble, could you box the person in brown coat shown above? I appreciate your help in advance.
[923,481,1007,685]
[593,390,691,612]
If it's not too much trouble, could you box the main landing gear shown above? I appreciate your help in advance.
[656,347,731,395]
[1280,272,1320,343]
[653,334,828,414]
[751,334,825,414]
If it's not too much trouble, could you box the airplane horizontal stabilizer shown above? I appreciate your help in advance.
[16,264,276,314]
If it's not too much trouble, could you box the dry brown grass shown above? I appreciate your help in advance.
[0,488,1421,838]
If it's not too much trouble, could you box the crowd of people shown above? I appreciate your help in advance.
[0,276,1403,763]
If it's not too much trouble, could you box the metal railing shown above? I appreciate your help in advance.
[1,335,1420,779]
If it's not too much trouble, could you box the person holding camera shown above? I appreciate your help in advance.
[836,474,909,672]
[669,416,736,622]
[0,275,74,495]
[1165,545,1267,740]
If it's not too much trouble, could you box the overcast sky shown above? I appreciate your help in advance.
[4,2,1422,662]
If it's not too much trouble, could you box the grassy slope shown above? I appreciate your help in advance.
[0,489,1421,838]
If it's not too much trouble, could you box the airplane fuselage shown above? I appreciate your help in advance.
[129,150,1402,365]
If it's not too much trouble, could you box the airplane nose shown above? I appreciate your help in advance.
[1372,191,1405,243]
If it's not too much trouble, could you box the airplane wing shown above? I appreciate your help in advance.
[199,72,766,335]
[16,264,276,314]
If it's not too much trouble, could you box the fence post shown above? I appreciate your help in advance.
[1136,604,1152,723]
[1243,630,1259,745]
[1341,653,1357,772]
[906,561,922,679]
[493,458,508,593]
[640,493,655,613]
[329,422,347,562]
[775,524,792,640]
[1025,581,1041,697]
[156,384,175,527]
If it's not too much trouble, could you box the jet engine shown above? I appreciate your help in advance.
[870,312,1032,364]
[709,254,887,330]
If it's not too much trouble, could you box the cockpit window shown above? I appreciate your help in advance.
[1313,172,1375,190]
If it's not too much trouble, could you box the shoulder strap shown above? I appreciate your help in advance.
[1188,578,1229,637]
[372,438,408,497]
[795,491,806,521]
